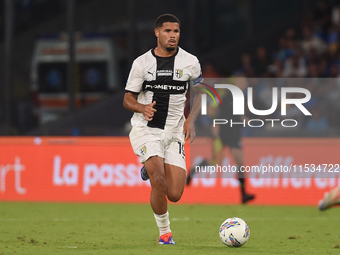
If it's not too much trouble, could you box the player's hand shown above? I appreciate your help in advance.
[183,117,196,143]
[190,125,196,143]
[142,101,157,121]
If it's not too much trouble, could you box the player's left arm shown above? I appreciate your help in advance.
[183,58,204,143]
[184,84,204,143]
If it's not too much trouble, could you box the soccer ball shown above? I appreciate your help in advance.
[219,217,250,247]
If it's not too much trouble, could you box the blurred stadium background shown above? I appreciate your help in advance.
[1,0,339,137]
[1,1,340,253]
[0,0,340,254]
[0,0,340,205]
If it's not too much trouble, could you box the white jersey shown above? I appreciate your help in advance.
[125,47,202,132]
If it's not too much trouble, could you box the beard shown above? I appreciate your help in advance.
[166,47,176,52]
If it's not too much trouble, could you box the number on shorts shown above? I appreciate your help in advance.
[178,142,185,157]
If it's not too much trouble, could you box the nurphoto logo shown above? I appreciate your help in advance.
[200,84,312,128]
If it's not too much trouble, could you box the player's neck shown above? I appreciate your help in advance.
[154,46,177,58]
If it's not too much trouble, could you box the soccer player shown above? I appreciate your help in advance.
[123,14,203,245]
[318,185,340,210]
[186,78,255,204]
[216,87,255,204]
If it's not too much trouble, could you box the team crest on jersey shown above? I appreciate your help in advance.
[139,145,147,155]
[175,69,183,78]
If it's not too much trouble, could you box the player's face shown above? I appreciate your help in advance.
[155,22,180,52]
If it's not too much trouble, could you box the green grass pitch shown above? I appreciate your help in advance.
[0,202,339,254]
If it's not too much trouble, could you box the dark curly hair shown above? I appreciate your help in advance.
[155,14,180,28]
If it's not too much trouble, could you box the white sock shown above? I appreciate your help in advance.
[154,211,171,236]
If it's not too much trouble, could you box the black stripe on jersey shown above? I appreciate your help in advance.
[147,93,170,129]
[143,48,188,94]
[146,50,178,129]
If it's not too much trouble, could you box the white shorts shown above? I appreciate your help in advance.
[129,126,186,170]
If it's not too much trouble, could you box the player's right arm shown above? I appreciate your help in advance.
[123,93,156,121]
[123,58,157,121]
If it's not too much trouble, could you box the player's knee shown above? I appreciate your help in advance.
[150,173,167,194]
[167,190,183,202]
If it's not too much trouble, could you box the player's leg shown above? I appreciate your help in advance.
[230,147,246,195]
[230,147,255,204]
[220,130,253,203]
[152,140,187,245]
[144,155,175,244]
[186,158,207,185]
[144,156,168,215]
[229,147,242,166]
[229,126,255,204]
[229,147,244,186]
[186,137,224,185]
[129,128,173,244]
[140,165,149,181]
[165,163,186,202]
[155,164,185,245]
[319,185,340,210]
[165,140,186,202]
